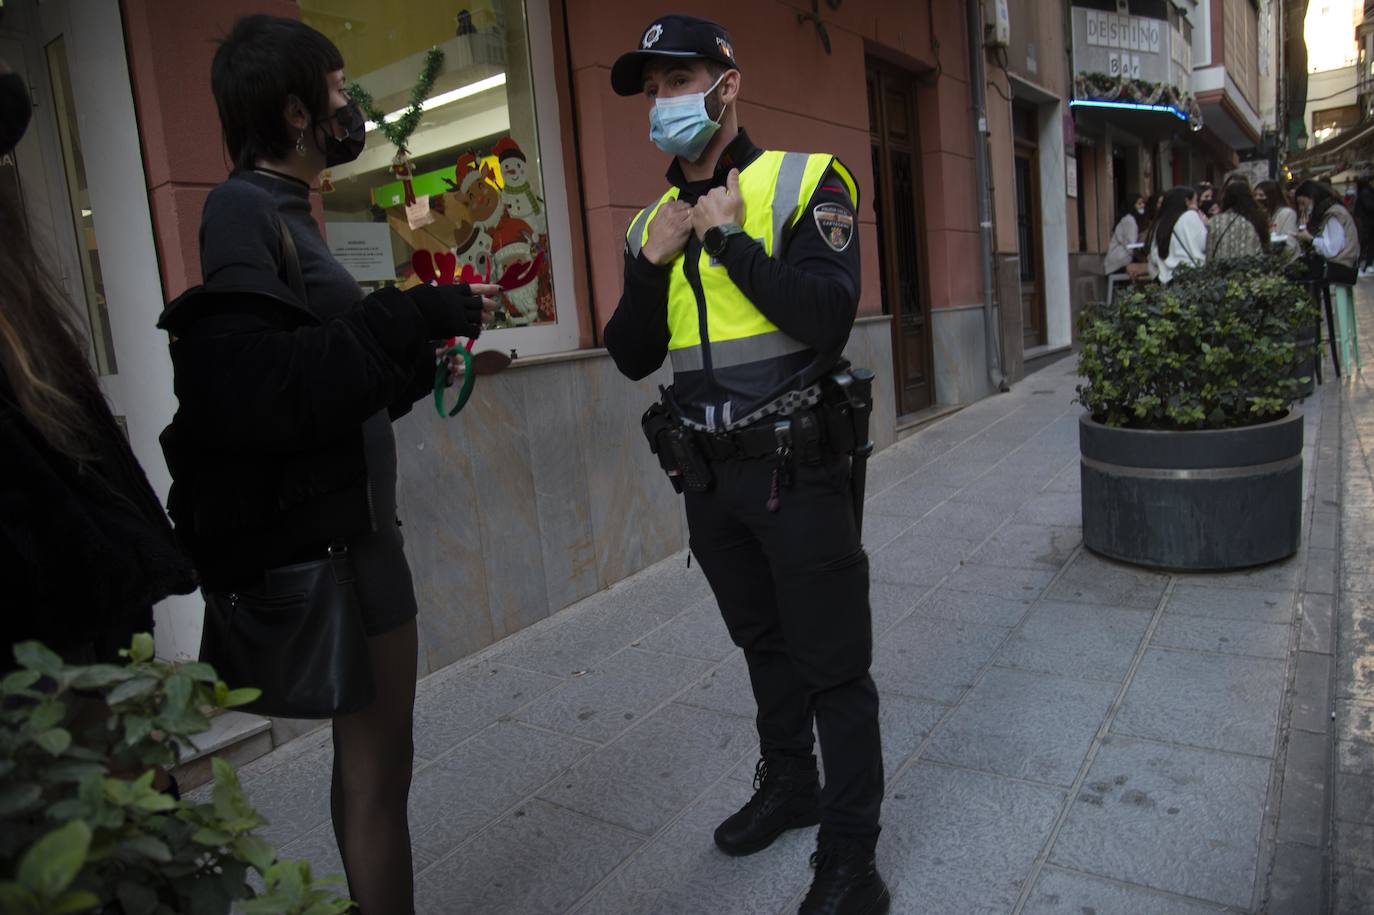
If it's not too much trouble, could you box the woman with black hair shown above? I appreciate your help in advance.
[1255,179,1301,253]
[159,15,501,913]
[1146,186,1207,283]
[1296,179,1361,371]
[1206,180,1268,263]
[1103,192,1148,276]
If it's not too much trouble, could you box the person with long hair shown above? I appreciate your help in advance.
[0,50,196,665]
[1146,186,1207,283]
[159,16,499,913]
[1206,179,1269,263]
[1255,179,1300,253]
[1103,191,1148,276]
[1296,178,1361,370]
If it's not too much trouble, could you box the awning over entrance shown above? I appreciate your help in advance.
[1288,120,1374,174]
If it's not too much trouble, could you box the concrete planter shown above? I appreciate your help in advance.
[1079,411,1303,571]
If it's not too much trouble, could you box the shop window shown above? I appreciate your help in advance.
[299,0,574,355]
[46,35,117,376]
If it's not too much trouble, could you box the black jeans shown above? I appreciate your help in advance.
[685,453,883,836]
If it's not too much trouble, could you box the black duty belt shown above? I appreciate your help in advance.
[692,415,817,461]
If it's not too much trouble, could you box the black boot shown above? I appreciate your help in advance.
[798,831,890,915]
[713,754,821,856]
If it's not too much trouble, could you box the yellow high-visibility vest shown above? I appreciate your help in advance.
[626,150,858,428]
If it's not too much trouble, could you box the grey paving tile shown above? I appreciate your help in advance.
[880,762,1065,913]
[1011,491,1083,528]
[940,564,1058,602]
[1336,772,1374,825]
[950,472,1044,508]
[1044,553,1169,610]
[409,721,593,867]
[869,479,961,519]
[1022,867,1227,914]
[411,663,566,759]
[1293,652,1334,734]
[276,821,345,885]
[1301,592,1336,654]
[1165,584,1297,624]
[571,779,814,915]
[869,580,928,634]
[677,652,755,719]
[515,648,713,744]
[489,596,679,678]
[1114,648,1287,758]
[1151,614,1292,659]
[860,511,917,551]
[923,668,1115,786]
[869,532,978,587]
[1307,547,1339,595]
[538,703,757,836]
[877,693,947,780]
[995,601,1152,684]
[1050,736,1272,908]
[1311,509,1340,551]
[969,524,1082,571]
[1337,701,1374,774]
[911,587,1036,628]
[1043,463,1083,493]
[638,599,738,662]
[871,613,1009,704]
[1175,556,1303,592]
[1265,841,1329,915]
[1335,820,1374,870]
[415,799,642,915]
[906,500,1014,543]
[238,740,334,849]
[910,456,1000,488]
[1334,866,1374,914]
[1277,730,1331,848]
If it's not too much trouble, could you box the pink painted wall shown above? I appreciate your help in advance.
[121,0,298,297]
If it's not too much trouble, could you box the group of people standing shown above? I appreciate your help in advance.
[1105,175,1361,286]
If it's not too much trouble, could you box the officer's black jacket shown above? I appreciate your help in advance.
[604,130,862,387]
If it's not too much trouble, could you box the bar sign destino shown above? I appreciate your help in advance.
[1085,12,1161,53]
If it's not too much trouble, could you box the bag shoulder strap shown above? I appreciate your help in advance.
[276,216,307,305]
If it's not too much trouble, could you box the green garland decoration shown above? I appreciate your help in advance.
[347,46,445,154]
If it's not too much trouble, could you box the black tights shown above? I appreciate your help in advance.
[330,620,418,914]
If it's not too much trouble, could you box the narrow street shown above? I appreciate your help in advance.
[210,294,1371,912]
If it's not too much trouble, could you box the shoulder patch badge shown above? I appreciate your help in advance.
[813,203,855,253]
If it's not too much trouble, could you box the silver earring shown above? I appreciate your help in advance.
[296,129,307,157]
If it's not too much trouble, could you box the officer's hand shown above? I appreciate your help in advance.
[692,168,745,241]
[643,199,694,266]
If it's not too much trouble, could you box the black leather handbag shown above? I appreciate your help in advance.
[199,545,376,719]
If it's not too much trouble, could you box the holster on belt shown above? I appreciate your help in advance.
[641,400,713,493]
[818,362,876,458]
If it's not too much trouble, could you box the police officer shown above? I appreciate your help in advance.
[604,16,888,915]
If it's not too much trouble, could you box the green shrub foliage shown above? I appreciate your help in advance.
[1076,255,1319,429]
[0,636,350,915]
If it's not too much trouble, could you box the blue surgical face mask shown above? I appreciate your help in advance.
[649,74,726,162]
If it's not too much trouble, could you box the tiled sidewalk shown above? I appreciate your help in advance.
[219,347,1338,914]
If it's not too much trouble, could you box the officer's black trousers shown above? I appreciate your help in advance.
[685,452,883,836]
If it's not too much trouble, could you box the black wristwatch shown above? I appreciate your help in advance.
[703,223,745,258]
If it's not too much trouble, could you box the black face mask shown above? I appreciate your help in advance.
[0,72,33,157]
[317,100,365,168]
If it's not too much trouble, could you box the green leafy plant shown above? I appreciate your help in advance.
[0,636,351,915]
[1075,255,1320,429]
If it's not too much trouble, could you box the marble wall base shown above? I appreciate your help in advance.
[931,304,997,406]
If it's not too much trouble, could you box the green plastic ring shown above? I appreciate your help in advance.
[434,345,475,417]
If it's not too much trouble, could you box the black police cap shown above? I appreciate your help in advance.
[611,14,739,97]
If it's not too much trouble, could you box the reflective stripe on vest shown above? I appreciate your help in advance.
[624,151,854,417]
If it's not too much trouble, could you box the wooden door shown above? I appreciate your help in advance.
[867,62,933,415]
